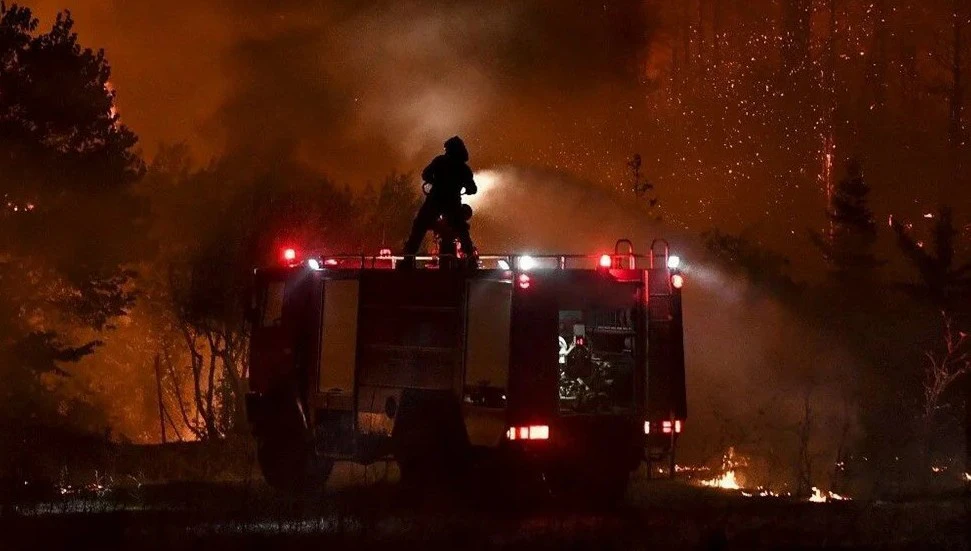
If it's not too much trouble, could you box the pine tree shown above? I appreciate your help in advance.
[812,159,880,279]
[0,6,144,430]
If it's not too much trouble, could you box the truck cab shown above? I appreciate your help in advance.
[246,240,687,499]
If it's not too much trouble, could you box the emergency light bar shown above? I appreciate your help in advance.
[272,239,684,273]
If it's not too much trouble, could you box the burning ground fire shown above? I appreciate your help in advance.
[700,470,741,490]
[689,448,850,502]
[808,487,849,502]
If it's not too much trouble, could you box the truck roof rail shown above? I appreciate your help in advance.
[292,252,669,271]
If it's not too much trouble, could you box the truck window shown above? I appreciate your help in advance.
[261,280,286,327]
[464,280,511,408]
[558,307,636,414]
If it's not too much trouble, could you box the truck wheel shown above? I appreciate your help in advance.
[256,395,333,493]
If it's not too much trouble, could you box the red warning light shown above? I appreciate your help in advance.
[518,274,531,289]
[599,254,612,269]
[671,274,684,289]
[282,248,297,262]
[506,425,550,441]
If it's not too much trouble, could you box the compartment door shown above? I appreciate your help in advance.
[318,279,360,396]
[463,279,512,446]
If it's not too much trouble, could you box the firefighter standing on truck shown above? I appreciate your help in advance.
[401,136,477,268]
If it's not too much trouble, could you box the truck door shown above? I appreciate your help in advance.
[249,276,291,394]
[317,278,360,410]
[463,278,512,446]
[508,277,559,424]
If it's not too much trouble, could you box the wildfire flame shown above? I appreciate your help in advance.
[701,470,741,490]
[809,487,849,503]
[693,448,850,502]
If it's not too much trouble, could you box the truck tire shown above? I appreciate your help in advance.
[255,394,333,493]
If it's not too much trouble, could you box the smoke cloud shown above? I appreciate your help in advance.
[32,0,653,182]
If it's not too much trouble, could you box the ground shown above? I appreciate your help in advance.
[1,463,967,550]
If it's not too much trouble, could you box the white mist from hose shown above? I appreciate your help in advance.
[466,169,502,212]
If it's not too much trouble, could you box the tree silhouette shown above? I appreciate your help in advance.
[356,172,422,251]
[893,207,971,311]
[703,228,802,301]
[0,5,144,430]
[626,153,659,209]
[892,206,971,474]
[811,159,880,280]
[143,149,363,439]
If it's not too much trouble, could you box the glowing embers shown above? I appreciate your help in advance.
[506,425,549,441]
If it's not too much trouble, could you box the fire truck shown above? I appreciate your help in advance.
[245,240,687,499]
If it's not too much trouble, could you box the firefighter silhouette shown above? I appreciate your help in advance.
[402,136,477,267]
